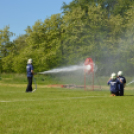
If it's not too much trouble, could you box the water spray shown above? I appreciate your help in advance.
[38,58,101,91]
[127,80,134,86]
[38,65,85,74]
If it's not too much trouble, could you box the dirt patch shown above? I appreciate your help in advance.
[0,83,27,87]
[0,83,133,90]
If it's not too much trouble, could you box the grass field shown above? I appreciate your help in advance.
[1,74,134,133]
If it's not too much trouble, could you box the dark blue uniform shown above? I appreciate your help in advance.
[107,78,121,96]
[118,76,126,96]
[26,64,34,92]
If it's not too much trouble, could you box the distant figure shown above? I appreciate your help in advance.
[107,73,122,96]
[26,58,34,92]
[117,71,126,96]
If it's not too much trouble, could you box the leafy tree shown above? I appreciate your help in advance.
[0,26,14,72]
[0,26,14,57]
[2,0,134,76]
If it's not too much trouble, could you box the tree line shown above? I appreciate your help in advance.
[0,0,134,76]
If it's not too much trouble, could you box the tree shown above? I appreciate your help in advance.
[0,26,14,57]
[0,26,14,72]
[2,0,134,76]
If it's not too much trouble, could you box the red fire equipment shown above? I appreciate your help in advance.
[84,58,94,90]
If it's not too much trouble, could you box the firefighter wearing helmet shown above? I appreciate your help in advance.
[26,58,34,92]
[117,71,126,96]
[107,73,123,96]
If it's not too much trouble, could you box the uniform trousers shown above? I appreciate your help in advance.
[26,77,33,92]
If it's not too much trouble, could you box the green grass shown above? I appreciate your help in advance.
[1,73,134,133]
[1,82,134,134]
[1,73,134,86]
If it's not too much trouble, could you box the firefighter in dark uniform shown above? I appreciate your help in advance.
[26,58,34,92]
[107,73,122,96]
[117,71,126,96]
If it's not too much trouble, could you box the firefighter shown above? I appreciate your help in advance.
[26,58,34,92]
[117,71,126,96]
[107,73,122,96]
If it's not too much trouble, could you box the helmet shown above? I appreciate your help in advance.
[111,73,116,79]
[27,58,32,64]
[118,71,123,76]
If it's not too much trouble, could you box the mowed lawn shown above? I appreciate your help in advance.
[0,83,134,134]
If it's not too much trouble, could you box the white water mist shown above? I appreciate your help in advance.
[39,65,85,74]
[39,63,98,74]
[127,80,134,85]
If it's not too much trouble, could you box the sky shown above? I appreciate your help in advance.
[0,0,73,41]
